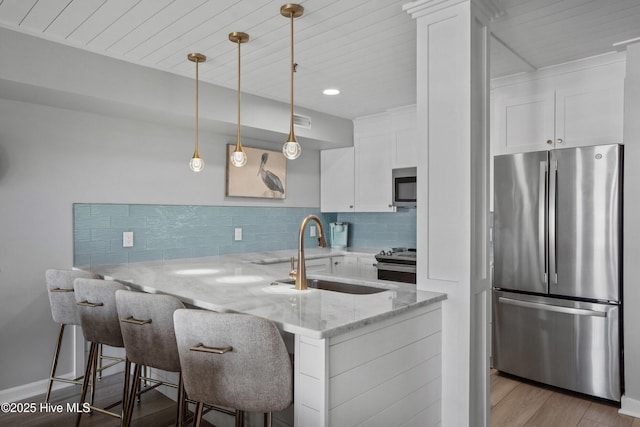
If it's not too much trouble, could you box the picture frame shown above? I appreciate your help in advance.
[225,145,287,199]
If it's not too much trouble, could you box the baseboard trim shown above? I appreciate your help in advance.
[0,373,77,403]
[620,395,640,418]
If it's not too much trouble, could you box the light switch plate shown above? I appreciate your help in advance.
[234,228,242,241]
[123,231,134,247]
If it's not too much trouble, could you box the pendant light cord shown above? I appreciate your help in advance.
[195,58,200,156]
[237,39,242,149]
[289,12,295,139]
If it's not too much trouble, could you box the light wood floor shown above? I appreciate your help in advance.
[492,370,640,427]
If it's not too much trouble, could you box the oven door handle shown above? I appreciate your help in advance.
[376,262,416,273]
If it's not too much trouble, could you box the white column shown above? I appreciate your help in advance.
[404,0,499,425]
[620,40,640,418]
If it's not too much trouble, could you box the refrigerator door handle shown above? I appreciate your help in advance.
[498,297,607,317]
[549,157,558,285]
[538,162,547,283]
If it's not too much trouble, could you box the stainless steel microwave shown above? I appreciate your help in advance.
[392,167,417,208]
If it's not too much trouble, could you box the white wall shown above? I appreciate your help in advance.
[621,41,640,417]
[0,29,352,398]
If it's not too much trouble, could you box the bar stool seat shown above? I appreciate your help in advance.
[73,278,129,426]
[115,290,186,426]
[44,269,100,403]
[173,309,293,427]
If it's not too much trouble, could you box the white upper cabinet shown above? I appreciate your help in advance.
[320,105,416,213]
[390,105,418,169]
[494,91,555,153]
[320,147,355,213]
[354,113,394,212]
[492,53,626,156]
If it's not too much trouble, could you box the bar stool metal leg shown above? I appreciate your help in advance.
[194,402,205,427]
[235,409,244,427]
[124,363,142,426]
[45,324,66,403]
[75,342,98,427]
[176,375,185,427]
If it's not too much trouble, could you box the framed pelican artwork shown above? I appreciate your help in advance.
[225,145,286,199]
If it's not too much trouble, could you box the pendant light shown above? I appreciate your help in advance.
[188,53,206,172]
[281,3,304,160]
[229,32,249,168]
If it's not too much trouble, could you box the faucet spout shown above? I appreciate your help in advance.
[291,215,326,290]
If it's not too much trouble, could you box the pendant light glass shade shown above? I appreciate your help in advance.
[281,4,303,160]
[229,32,249,168]
[188,53,206,172]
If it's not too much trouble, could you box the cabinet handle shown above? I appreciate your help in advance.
[556,138,563,144]
[388,204,393,208]
[546,139,553,145]
[349,205,353,209]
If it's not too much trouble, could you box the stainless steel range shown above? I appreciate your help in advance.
[375,248,416,284]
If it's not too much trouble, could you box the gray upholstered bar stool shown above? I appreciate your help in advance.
[44,269,100,403]
[73,278,129,426]
[115,290,186,426]
[173,309,293,427]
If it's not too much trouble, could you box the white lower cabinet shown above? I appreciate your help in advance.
[304,257,332,274]
[331,254,377,279]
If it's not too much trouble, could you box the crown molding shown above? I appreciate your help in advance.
[403,0,503,21]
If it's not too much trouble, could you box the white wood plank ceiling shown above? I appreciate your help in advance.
[0,0,639,120]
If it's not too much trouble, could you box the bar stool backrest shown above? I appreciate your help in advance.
[46,269,100,326]
[116,290,185,372]
[173,309,293,414]
[73,278,127,348]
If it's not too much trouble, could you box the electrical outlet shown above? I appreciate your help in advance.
[310,225,317,237]
[123,232,134,248]
[234,227,243,241]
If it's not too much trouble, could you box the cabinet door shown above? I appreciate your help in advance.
[332,256,359,276]
[357,255,378,279]
[394,127,419,168]
[321,147,355,213]
[391,106,418,168]
[494,92,555,154]
[555,82,624,148]
[355,134,394,212]
[305,257,332,274]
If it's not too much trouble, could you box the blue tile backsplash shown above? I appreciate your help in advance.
[73,204,416,267]
[336,210,416,249]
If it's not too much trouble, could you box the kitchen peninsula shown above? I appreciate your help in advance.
[85,249,445,427]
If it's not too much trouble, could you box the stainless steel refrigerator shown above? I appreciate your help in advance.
[492,144,623,401]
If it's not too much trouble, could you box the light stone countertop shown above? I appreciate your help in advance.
[83,248,446,339]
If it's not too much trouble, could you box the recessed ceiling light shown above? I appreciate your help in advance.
[323,88,340,96]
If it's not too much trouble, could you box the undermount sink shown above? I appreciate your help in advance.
[271,278,386,295]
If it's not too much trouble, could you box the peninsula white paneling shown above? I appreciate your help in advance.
[293,304,442,426]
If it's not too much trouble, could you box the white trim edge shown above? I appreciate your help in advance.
[620,395,640,418]
[0,373,77,403]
